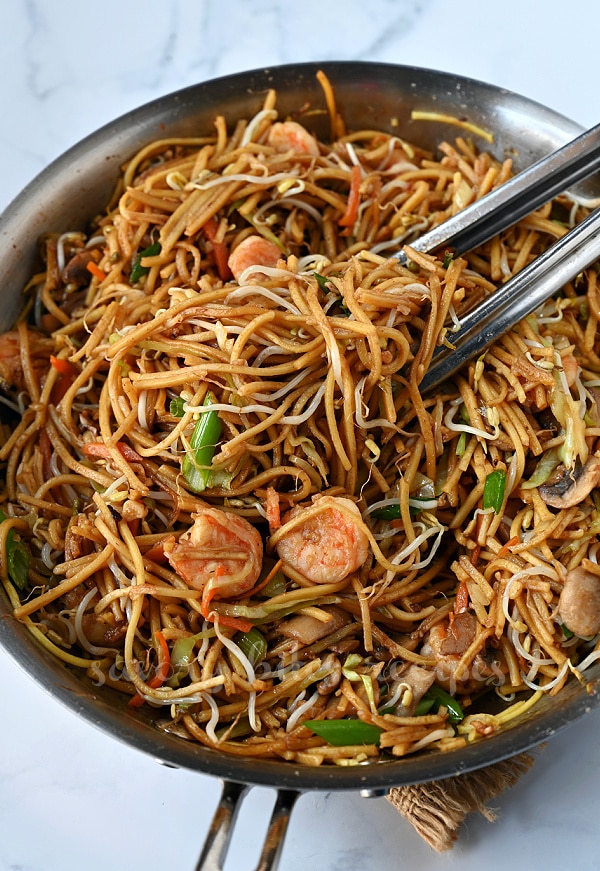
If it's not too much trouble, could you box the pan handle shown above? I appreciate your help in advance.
[194,779,300,871]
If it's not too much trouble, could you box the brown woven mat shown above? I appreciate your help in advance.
[387,749,541,852]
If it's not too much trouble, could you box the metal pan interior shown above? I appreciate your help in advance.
[1,60,598,792]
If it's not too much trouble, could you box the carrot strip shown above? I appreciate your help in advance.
[214,613,254,633]
[338,164,362,227]
[143,542,168,564]
[497,535,519,560]
[455,580,470,614]
[200,567,255,632]
[50,355,78,378]
[203,216,232,281]
[86,261,106,282]
[50,355,79,403]
[83,441,143,463]
[128,630,171,707]
[153,630,171,683]
[265,486,281,531]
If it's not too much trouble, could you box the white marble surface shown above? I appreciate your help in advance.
[2,1,600,869]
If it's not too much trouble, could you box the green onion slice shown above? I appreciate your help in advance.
[419,685,464,724]
[182,392,222,493]
[304,718,384,746]
[169,396,186,418]
[0,509,30,591]
[482,469,506,514]
[236,627,267,667]
[313,272,330,292]
[131,241,161,282]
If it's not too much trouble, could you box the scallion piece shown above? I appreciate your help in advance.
[0,509,30,591]
[455,430,467,457]
[304,719,384,746]
[236,627,267,667]
[371,503,401,521]
[370,499,428,521]
[169,396,186,418]
[442,249,455,269]
[482,469,506,514]
[413,696,436,716]
[419,685,464,725]
[167,635,197,687]
[313,272,330,292]
[131,241,161,282]
[182,392,222,493]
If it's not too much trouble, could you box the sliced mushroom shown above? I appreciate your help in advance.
[278,606,349,646]
[81,612,127,647]
[439,611,478,656]
[388,663,435,715]
[539,456,600,508]
[61,249,100,286]
[317,653,342,695]
[557,566,600,638]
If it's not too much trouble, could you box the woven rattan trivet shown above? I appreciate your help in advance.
[387,749,540,851]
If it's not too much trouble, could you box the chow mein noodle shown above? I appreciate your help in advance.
[2,73,600,765]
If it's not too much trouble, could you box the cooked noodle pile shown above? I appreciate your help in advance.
[2,74,600,765]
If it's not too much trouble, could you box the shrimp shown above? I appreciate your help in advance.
[227,234,282,282]
[267,121,320,156]
[421,613,505,693]
[0,328,54,392]
[273,495,370,584]
[164,506,263,612]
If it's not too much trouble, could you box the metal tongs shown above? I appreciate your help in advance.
[395,121,600,394]
[194,125,600,871]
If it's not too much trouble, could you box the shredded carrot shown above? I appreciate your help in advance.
[265,486,281,531]
[338,164,362,228]
[50,355,78,378]
[214,613,254,633]
[86,260,106,282]
[128,630,171,707]
[153,630,171,683]
[127,518,140,537]
[50,355,79,402]
[455,580,470,614]
[497,535,519,559]
[470,544,481,566]
[143,542,167,564]
[83,441,143,463]
[201,570,220,619]
[200,566,255,632]
[203,216,231,281]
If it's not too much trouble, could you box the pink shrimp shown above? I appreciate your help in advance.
[421,613,505,694]
[560,352,579,387]
[273,495,370,584]
[227,235,282,282]
[164,507,263,612]
[267,121,320,157]
[0,328,54,392]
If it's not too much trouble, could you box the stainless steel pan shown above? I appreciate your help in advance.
[1,61,599,870]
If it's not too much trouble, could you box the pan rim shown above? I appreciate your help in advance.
[1,59,598,792]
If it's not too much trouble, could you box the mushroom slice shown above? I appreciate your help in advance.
[539,456,600,508]
[278,606,349,646]
[557,566,600,638]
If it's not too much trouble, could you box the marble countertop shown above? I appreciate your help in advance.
[2,1,600,869]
